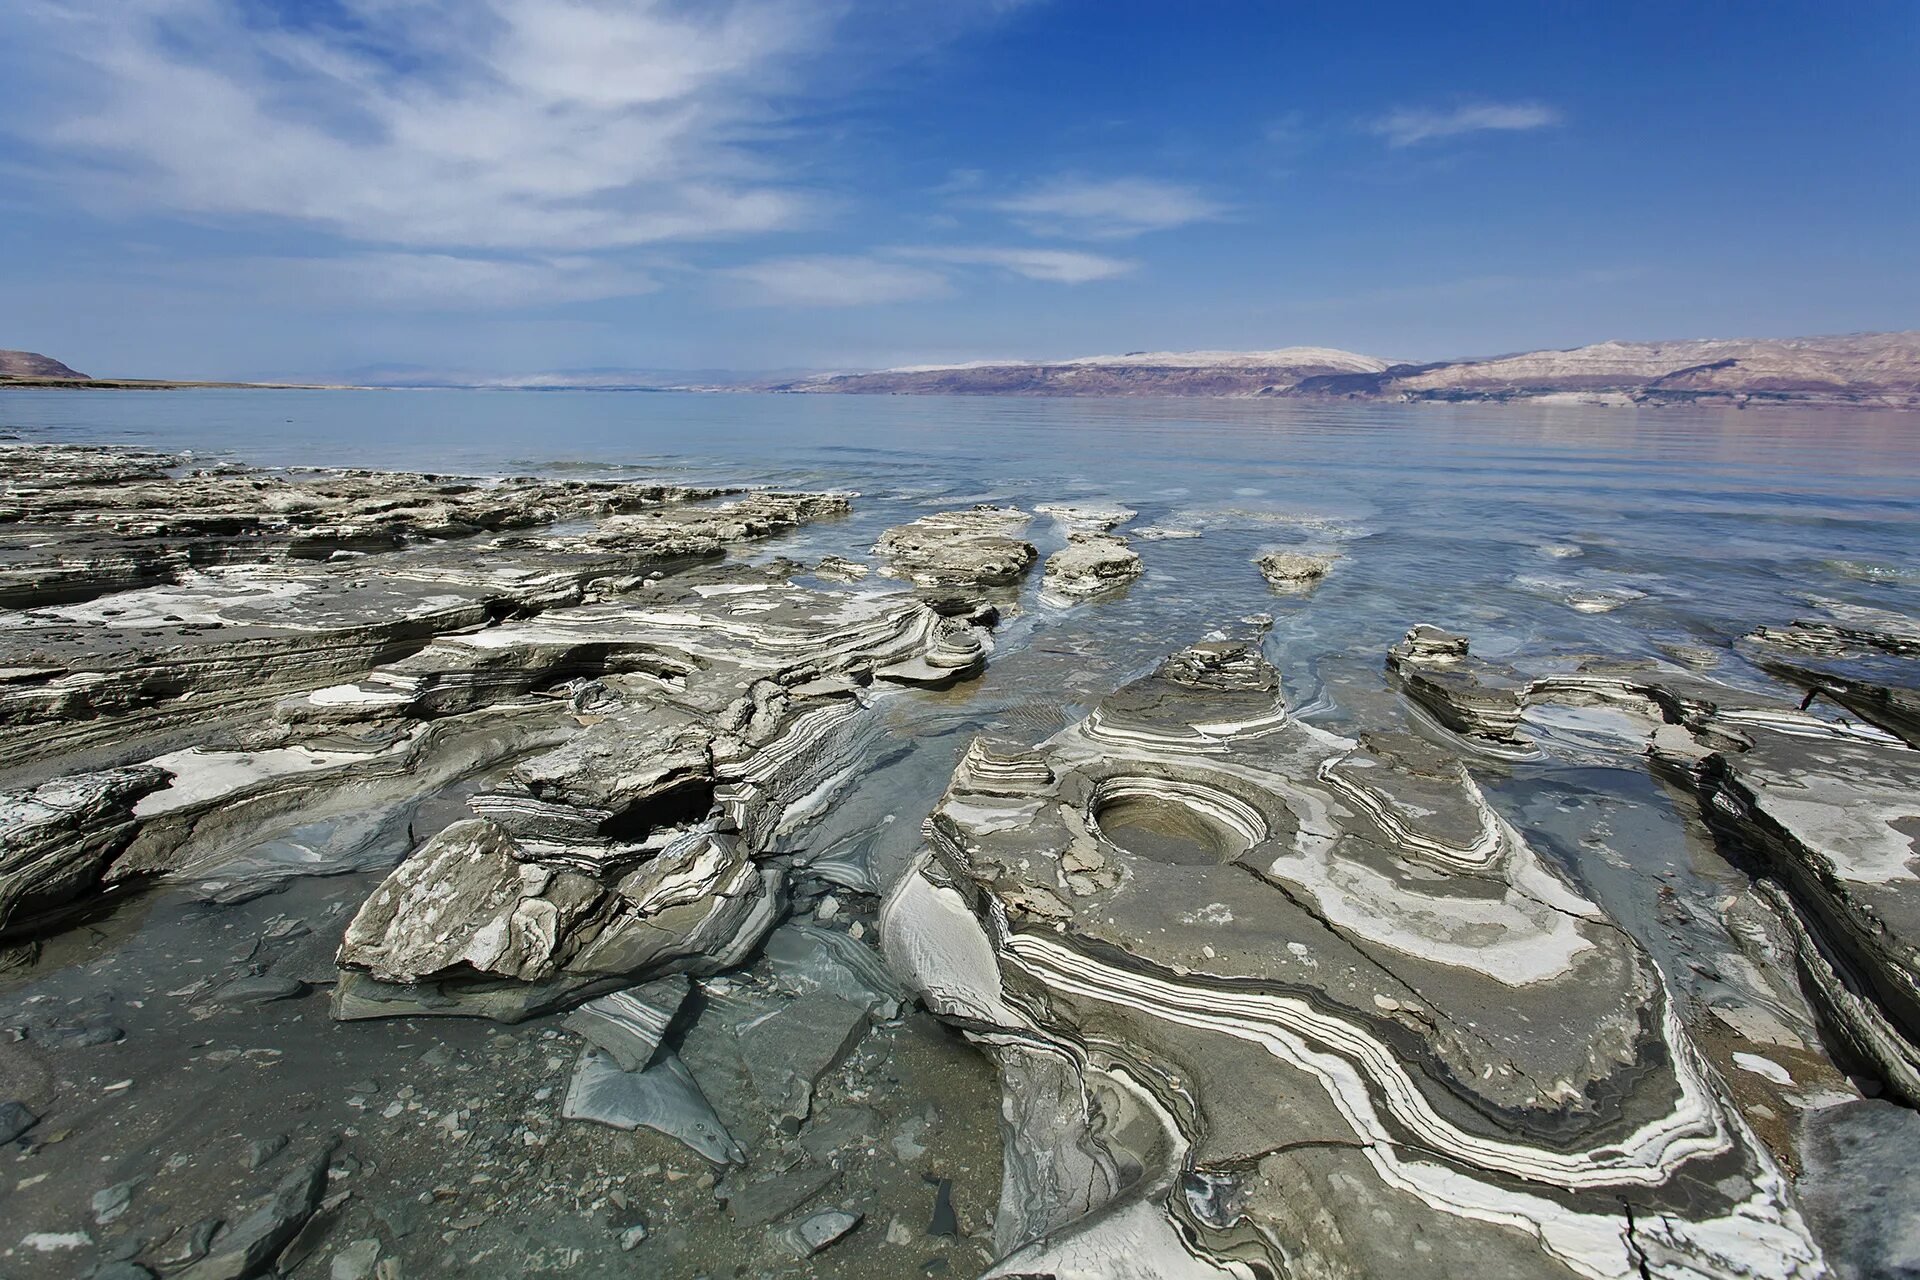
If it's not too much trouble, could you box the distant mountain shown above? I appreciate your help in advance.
[1292,331,1920,407]
[774,332,1920,406]
[0,350,89,380]
[770,347,1390,397]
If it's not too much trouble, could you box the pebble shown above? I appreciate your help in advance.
[91,1178,140,1225]
[330,1238,382,1280]
[780,1209,861,1258]
[0,1100,37,1144]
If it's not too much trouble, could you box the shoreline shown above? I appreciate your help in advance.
[6,374,1917,411]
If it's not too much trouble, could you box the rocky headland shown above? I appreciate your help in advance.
[1,442,1917,1279]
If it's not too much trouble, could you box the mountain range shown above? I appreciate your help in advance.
[7,331,1918,406]
[771,331,1920,407]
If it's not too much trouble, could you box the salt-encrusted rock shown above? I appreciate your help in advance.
[1036,502,1136,533]
[324,571,994,1018]
[874,505,1037,586]
[0,443,730,611]
[337,818,779,1005]
[1043,533,1142,601]
[811,555,869,583]
[1253,549,1334,592]
[0,765,171,929]
[884,639,1820,1279]
[1741,598,1920,747]
[0,442,844,772]
[1386,624,1526,741]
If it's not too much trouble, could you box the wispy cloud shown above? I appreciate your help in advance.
[259,253,658,309]
[7,1,845,253]
[723,256,953,307]
[895,247,1134,284]
[987,177,1225,239]
[1365,101,1563,148]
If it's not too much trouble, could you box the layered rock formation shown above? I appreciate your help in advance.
[0,452,852,770]
[326,573,985,1019]
[884,639,1819,1278]
[1387,614,1920,1109]
[0,446,921,942]
[1040,502,1143,600]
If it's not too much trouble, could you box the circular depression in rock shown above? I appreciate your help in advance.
[1089,778,1266,865]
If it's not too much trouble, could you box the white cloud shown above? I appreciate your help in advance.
[723,256,952,307]
[986,177,1224,239]
[261,253,657,309]
[1365,101,1563,148]
[3,1,843,252]
[896,247,1133,284]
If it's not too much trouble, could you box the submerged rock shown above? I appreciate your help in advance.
[883,638,1821,1278]
[1796,1099,1920,1280]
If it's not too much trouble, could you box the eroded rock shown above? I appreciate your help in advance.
[1043,533,1142,601]
[883,639,1820,1279]
[1253,549,1335,592]
[875,506,1037,587]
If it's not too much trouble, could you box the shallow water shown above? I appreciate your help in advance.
[3,389,1919,1276]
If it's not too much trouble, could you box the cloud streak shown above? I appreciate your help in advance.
[896,246,1134,283]
[1365,101,1563,148]
[987,177,1225,239]
[722,256,953,307]
[259,253,659,310]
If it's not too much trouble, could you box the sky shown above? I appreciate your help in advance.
[1,0,1916,381]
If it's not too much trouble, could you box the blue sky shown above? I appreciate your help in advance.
[1,0,1915,379]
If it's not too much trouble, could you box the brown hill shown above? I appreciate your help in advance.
[0,350,89,380]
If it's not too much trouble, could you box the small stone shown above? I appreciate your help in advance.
[91,1178,140,1224]
[926,1176,957,1237]
[0,1100,37,1144]
[330,1239,381,1280]
[780,1209,861,1258]
[618,1223,649,1251]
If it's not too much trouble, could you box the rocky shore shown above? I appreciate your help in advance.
[2,443,1917,1279]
